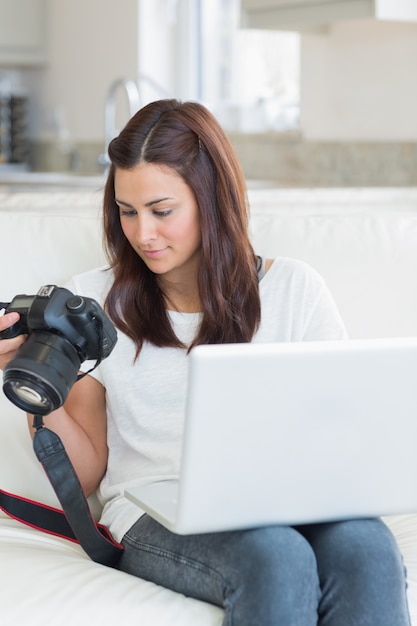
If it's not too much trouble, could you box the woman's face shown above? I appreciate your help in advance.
[115,163,202,283]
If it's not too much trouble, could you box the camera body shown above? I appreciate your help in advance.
[1,285,117,415]
[1,285,116,360]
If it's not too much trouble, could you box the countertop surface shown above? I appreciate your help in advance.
[0,172,106,193]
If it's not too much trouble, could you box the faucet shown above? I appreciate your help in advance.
[98,78,141,169]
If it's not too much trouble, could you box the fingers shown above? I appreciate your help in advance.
[0,311,20,332]
[0,313,25,370]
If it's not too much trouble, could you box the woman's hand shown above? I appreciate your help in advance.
[0,312,26,371]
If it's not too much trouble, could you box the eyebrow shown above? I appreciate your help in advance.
[115,197,174,209]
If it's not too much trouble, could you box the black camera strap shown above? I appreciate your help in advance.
[0,415,123,568]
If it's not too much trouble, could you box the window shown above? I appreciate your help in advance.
[199,0,300,132]
[137,0,300,133]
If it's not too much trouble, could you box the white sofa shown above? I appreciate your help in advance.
[1,186,417,625]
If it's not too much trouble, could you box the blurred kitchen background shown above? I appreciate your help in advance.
[1,0,417,187]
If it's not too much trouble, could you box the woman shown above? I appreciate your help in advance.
[0,99,410,625]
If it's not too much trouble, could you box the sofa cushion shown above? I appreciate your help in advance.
[384,515,417,624]
[0,518,223,626]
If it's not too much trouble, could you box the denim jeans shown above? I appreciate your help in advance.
[118,515,410,626]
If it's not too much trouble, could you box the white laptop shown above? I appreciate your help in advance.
[125,337,417,534]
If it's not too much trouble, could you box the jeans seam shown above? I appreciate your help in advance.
[123,532,237,625]
[123,532,230,589]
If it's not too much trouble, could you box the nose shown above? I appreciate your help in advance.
[135,212,157,246]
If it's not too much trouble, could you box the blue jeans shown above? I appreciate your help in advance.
[118,515,410,626]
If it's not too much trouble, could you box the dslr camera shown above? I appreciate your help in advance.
[0,285,117,415]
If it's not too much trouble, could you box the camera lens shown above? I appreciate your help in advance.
[2,331,81,415]
[3,376,60,413]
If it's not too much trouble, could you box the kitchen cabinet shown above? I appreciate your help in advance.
[0,0,47,66]
[241,0,417,31]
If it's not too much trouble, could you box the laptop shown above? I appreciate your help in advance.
[125,337,417,534]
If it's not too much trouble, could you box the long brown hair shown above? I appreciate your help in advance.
[103,99,261,356]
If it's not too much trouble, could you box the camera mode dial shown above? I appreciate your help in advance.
[66,296,86,312]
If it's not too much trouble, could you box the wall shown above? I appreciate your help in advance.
[300,19,417,141]
[20,0,140,172]
[38,0,139,142]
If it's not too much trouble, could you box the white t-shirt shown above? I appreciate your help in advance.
[66,257,347,541]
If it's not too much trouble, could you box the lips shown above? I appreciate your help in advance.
[141,248,167,259]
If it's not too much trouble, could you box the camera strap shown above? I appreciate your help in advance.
[0,415,123,568]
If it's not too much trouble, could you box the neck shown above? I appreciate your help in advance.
[166,296,201,314]
[158,276,201,314]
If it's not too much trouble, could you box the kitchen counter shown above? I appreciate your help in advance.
[0,171,283,194]
[0,171,106,193]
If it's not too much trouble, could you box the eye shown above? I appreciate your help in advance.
[153,209,173,218]
[120,208,137,217]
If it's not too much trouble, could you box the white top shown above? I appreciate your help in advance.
[66,257,347,541]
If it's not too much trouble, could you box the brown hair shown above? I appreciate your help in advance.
[103,99,261,356]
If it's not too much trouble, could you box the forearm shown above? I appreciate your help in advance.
[27,409,107,497]
[26,375,108,497]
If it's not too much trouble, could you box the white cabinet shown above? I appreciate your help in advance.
[0,0,47,66]
[241,0,417,31]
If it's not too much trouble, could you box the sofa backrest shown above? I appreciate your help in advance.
[0,192,106,507]
[0,191,106,300]
[1,187,417,509]
[249,188,417,339]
